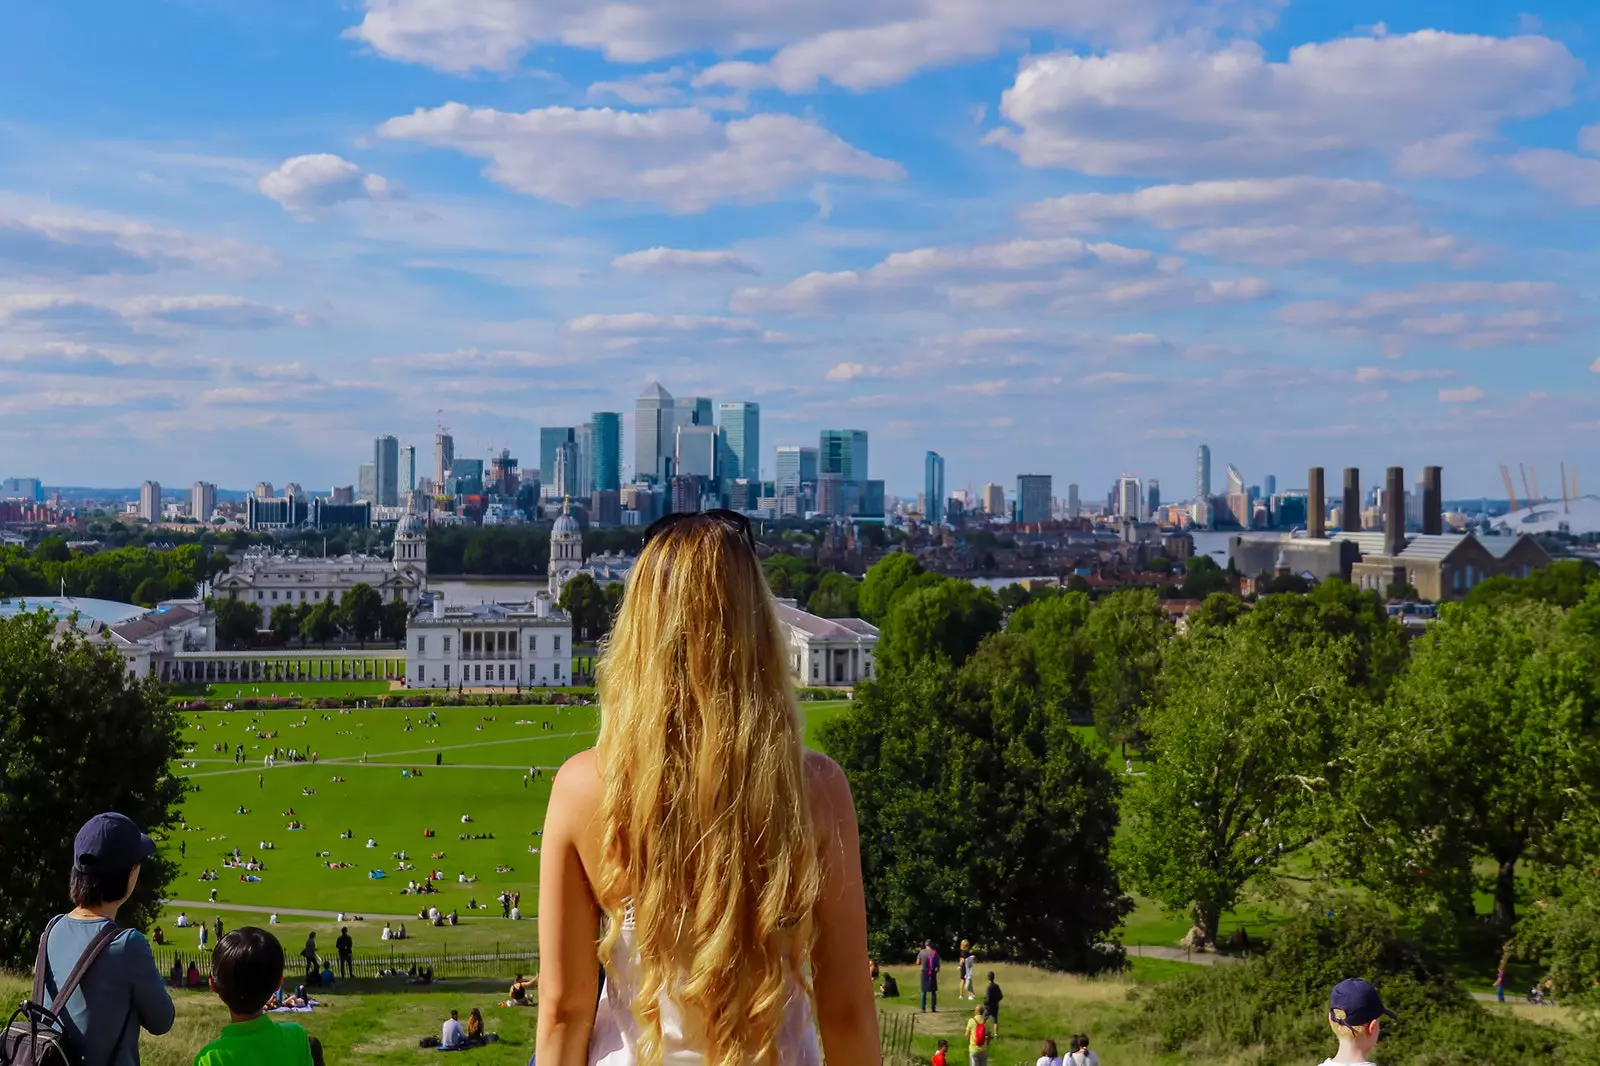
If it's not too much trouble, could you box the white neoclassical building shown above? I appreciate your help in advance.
[214,516,428,607]
[407,598,573,688]
[771,599,878,687]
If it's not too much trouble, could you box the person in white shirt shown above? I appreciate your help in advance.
[441,1009,467,1049]
[1065,1034,1098,1066]
[175,913,189,928]
[1316,978,1394,1066]
[1035,1038,1062,1066]
[509,905,521,920]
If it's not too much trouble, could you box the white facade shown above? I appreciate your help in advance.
[408,600,573,688]
[191,482,217,522]
[139,481,161,522]
[216,519,427,608]
[549,502,583,598]
[771,600,878,687]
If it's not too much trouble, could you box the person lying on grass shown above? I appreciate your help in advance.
[196,927,324,1066]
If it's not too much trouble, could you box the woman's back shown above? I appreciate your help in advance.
[44,916,172,1066]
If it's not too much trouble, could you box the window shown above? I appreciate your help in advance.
[812,665,819,679]
[498,665,505,682]
[528,635,536,652]
[443,637,451,653]
[554,635,562,652]
[475,664,482,681]
[257,591,264,601]
[272,591,278,600]
[299,591,306,601]
[416,636,426,655]
[510,664,517,680]
[416,665,425,682]
[444,665,450,684]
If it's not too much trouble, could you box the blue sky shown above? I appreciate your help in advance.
[2,1,1598,499]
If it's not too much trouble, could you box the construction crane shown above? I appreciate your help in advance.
[1501,464,1520,513]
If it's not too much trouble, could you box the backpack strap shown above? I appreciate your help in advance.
[44,922,124,1016]
[30,917,64,1005]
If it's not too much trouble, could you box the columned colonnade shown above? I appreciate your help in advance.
[173,653,408,684]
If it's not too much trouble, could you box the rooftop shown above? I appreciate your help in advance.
[0,595,147,627]
[771,600,879,642]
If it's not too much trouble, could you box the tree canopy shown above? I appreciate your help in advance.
[1084,588,1171,753]
[858,553,924,624]
[873,577,1002,676]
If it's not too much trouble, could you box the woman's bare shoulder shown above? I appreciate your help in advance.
[804,750,853,820]
[550,748,602,812]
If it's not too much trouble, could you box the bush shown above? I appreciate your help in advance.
[1123,906,1582,1065]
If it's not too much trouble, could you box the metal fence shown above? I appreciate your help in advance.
[880,1010,917,1065]
[153,944,539,985]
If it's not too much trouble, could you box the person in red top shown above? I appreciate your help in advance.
[931,1039,949,1066]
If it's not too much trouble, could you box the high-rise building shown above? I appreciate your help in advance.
[816,473,845,517]
[588,412,622,492]
[717,402,760,482]
[488,450,519,496]
[434,432,454,488]
[819,430,869,481]
[861,480,886,520]
[1147,479,1161,518]
[673,396,713,432]
[1226,463,1250,527]
[924,452,946,525]
[451,458,484,497]
[553,441,580,499]
[0,478,43,501]
[982,482,1005,517]
[139,480,162,522]
[374,435,400,507]
[574,424,593,497]
[331,485,355,505]
[675,425,719,480]
[253,482,274,499]
[1067,483,1080,520]
[357,463,376,502]
[190,481,216,522]
[284,483,305,501]
[1117,475,1143,520]
[635,382,673,483]
[540,427,576,499]
[1016,474,1052,524]
[400,446,416,494]
[775,446,818,496]
[1195,445,1212,525]
[1264,473,1277,498]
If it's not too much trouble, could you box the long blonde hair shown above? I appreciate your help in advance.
[594,516,822,1065]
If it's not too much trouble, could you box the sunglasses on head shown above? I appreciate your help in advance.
[642,509,757,552]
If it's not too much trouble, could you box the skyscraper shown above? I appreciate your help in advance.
[1067,483,1080,520]
[553,441,580,499]
[717,402,760,482]
[374,434,400,507]
[1264,473,1277,498]
[400,446,416,495]
[574,424,593,497]
[675,425,719,480]
[924,452,946,525]
[358,463,376,502]
[673,396,713,431]
[191,481,216,522]
[1226,463,1250,527]
[434,431,454,488]
[138,481,161,522]
[635,383,673,483]
[1147,478,1161,518]
[1016,474,1052,524]
[541,427,576,498]
[775,446,818,496]
[588,412,622,492]
[819,430,869,481]
[1196,445,1212,503]
[982,483,1005,517]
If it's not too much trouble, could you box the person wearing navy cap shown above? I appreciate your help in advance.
[1317,978,1396,1066]
[37,813,175,1066]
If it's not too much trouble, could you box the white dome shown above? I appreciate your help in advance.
[552,513,580,536]
[395,514,425,538]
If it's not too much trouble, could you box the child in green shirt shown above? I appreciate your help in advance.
[195,927,323,1066]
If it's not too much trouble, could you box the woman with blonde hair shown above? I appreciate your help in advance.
[536,511,879,1065]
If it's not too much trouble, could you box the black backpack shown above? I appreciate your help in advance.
[1,918,123,1066]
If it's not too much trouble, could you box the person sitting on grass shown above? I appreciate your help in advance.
[465,1008,490,1047]
[1316,979,1393,1066]
[931,1039,948,1066]
[195,927,325,1066]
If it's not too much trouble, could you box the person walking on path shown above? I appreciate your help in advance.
[35,813,175,1066]
[1315,979,1393,1066]
[965,1004,991,1066]
[198,922,208,951]
[299,933,317,983]
[1495,966,1507,1004]
[214,916,224,943]
[982,972,1003,1037]
[916,939,941,1013]
[959,941,975,1000]
[336,926,354,980]
[257,773,263,789]
[534,511,879,1064]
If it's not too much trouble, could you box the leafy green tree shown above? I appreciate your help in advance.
[1511,863,1600,998]
[1466,558,1599,611]
[857,553,924,624]
[1007,590,1093,720]
[0,610,187,963]
[1147,556,1173,576]
[874,578,1002,676]
[1338,601,1600,927]
[823,645,1130,969]
[1384,580,1421,602]
[33,537,70,564]
[130,576,168,607]
[762,554,823,604]
[995,582,1036,615]
[269,602,302,646]
[211,597,261,649]
[557,573,610,643]
[603,581,625,620]
[380,599,410,644]
[1179,555,1231,599]
[1186,592,1245,635]
[1244,579,1405,697]
[1084,589,1171,753]
[1116,626,1354,946]
[806,570,860,618]
[340,584,384,648]
[300,599,338,648]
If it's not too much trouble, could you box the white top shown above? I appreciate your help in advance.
[1064,1053,1099,1066]
[442,1018,466,1049]
[589,920,821,1065]
[1036,1057,1063,1066]
[1316,1060,1376,1066]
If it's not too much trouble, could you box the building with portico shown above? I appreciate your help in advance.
[407,597,572,688]
[771,599,877,686]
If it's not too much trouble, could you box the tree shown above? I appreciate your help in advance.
[1244,580,1405,698]
[1116,626,1354,946]
[1338,600,1600,927]
[211,597,261,650]
[807,571,860,618]
[1466,558,1599,611]
[1147,556,1173,576]
[381,599,410,644]
[1384,580,1420,602]
[340,584,384,648]
[557,573,610,643]
[857,553,924,624]
[269,602,302,646]
[0,610,187,963]
[762,554,823,604]
[1007,591,1093,720]
[1179,555,1231,600]
[1186,592,1245,635]
[33,537,70,564]
[1084,589,1171,753]
[822,646,1130,969]
[603,581,625,621]
[130,576,168,607]
[874,578,1002,677]
[300,599,338,648]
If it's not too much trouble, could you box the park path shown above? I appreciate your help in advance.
[183,729,595,778]
[1126,944,1242,967]
[165,900,415,921]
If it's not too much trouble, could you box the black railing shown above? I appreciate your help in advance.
[880,1010,917,1064]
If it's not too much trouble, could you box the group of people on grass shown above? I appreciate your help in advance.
[26,517,1419,1066]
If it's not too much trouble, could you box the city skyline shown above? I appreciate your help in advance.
[3,5,1600,496]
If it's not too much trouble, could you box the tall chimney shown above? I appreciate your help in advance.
[1385,466,1406,557]
[1422,465,1443,536]
[1342,468,1361,532]
[1307,467,1325,539]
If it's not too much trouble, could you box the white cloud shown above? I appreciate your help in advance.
[260,154,396,218]
[124,295,302,329]
[1353,366,1452,384]
[0,293,302,336]
[1083,371,1155,387]
[348,0,1244,88]
[1176,225,1462,266]
[377,103,902,213]
[990,31,1580,178]
[565,312,761,334]
[1439,386,1485,403]
[1280,282,1564,352]
[1023,178,1403,231]
[611,247,758,274]
[825,361,884,381]
[1507,149,1600,207]
[0,204,271,278]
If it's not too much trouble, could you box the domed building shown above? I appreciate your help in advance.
[394,512,428,581]
[548,500,583,599]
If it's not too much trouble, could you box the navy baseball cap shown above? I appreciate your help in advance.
[1329,979,1397,1027]
[73,813,156,872]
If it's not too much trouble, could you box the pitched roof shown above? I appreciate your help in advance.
[771,601,878,642]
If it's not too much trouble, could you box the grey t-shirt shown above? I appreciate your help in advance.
[42,916,175,1066]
